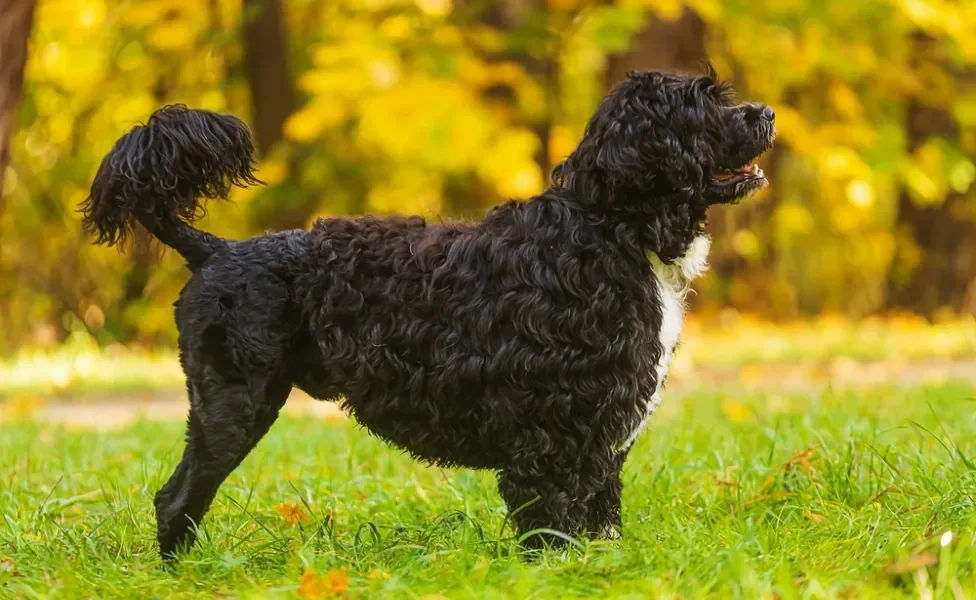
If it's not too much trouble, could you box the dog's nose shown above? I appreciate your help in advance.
[761,106,775,121]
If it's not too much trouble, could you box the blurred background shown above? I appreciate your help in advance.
[0,0,974,376]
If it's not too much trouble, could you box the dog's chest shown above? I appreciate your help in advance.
[615,236,710,453]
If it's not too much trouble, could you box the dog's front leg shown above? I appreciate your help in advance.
[497,463,593,551]
[584,450,628,540]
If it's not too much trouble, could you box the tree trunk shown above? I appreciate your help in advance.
[886,34,976,315]
[605,8,707,88]
[242,0,294,156]
[241,0,321,232]
[0,0,37,217]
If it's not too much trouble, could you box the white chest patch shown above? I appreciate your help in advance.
[615,235,710,453]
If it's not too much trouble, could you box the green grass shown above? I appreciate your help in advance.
[3,382,976,598]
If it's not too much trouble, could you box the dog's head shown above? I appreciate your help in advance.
[553,68,775,260]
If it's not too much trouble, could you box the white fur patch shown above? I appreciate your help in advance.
[615,235,710,453]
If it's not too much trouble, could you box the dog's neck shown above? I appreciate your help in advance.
[647,235,710,294]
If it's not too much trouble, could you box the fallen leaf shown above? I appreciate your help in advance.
[885,552,937,575]
[0,556,19,576]
[782,448,816,474]
[326,569,349,595]
[275,502,310,525]
[804,511,824,522]
[299,569,328,599]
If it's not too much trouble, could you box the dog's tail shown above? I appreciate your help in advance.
[81,105,262,269]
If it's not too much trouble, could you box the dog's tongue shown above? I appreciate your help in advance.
[734,164,765,178]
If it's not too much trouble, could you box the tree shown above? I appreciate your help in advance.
[604,8,706,87]
[887,35,976,314]
[241,0,314,231]
[0,0,36,221]
[242,0,295,156]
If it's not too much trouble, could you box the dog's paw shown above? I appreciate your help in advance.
[597,525,622,541]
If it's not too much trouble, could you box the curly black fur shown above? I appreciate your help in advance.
[81,104,262,267]
[81,70,775,560]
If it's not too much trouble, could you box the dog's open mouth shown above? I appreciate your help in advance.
[712,164,764,184]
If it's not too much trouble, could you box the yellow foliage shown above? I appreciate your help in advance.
[478,129,545,198]
[357,78,495,170]
[367,168,443,215]
[828,82,862,120]
[3,0,975,348]
[148,19,198,52]
[645,0,686,21]
[284,100,349,143]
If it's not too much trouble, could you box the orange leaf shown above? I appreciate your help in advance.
[326,569,349,595]
[299,569,328,599]
[297,567,350,598]
[275,502,310,525]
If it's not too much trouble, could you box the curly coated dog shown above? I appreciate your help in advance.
[81,68,775,560]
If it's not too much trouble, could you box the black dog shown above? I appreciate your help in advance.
[81,69,774,560]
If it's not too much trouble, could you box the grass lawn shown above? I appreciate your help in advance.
[2,382,976,598]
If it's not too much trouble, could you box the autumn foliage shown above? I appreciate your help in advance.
[1,0,974,350]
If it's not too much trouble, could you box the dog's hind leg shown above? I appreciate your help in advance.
[154,373,291,560]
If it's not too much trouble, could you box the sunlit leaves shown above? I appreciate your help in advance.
[3,0,974,346]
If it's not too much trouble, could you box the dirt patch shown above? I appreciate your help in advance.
[9,360,976,430]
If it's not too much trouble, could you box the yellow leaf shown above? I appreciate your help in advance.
[845,179,875,208]
[478,129,543,198]
[148,19,197,52]
[721,398,752,423]
[828,82,862,119]
[548,125,576,164]
[284,100,347,143]
[416,0,451,17]
[257,159,289,187]
[647,0,686,21]
[732,229,761,260]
